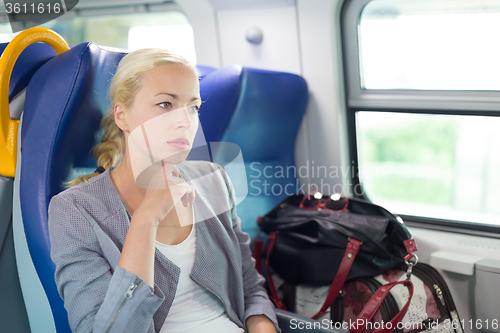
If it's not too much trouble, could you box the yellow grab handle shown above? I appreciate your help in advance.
[0,27,69,178]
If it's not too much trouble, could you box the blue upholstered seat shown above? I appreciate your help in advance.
[0,41,58,333]
[20,42,127,333]
[197,65,308,239]
[0,42,58,100]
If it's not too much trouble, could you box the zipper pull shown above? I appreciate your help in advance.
[125,281,139,298]
[433,284,445,306]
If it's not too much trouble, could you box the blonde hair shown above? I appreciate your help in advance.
[67,48,196,187]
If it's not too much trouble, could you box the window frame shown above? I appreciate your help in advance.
[343,0,500,111]
[0,1,183,35]
[341,0,500,235]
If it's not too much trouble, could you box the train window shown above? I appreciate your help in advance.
[359,0,500,90]
[356,111,500,226]
[0,9,196,63]
[344,0,500,229]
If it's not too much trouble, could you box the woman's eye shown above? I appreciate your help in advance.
[188,105,200,114]
[158,102,172,109]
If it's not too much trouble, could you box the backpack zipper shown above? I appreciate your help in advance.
[411,264,449,315]
[407,263,463,333]
[434,285,445,306]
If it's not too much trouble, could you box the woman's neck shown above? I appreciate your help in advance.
[110,150,146,216]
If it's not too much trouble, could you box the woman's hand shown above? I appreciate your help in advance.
[246,315,278,333]
[118,161,195,287]
[136,161,195,226]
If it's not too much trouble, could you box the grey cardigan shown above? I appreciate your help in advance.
[48,160,279,333]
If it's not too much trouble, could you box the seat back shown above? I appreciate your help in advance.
[198,66,308,238]
[0,41,58,333]
[20,42,127,333]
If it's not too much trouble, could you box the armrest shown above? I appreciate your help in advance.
[276,309,346,333]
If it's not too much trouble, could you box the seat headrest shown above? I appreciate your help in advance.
[195,65,308,237]
[198,65,244,143]
[196,64,217,79]
[0,42,57,100]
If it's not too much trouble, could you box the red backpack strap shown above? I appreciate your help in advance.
[349,280,414,333]
[265,234,363,318]
[311,238,362,319]
[252,238,264,274]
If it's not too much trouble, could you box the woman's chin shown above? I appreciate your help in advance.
[161,150,190,164]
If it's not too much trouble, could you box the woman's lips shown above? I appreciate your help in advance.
[167,138,190,150]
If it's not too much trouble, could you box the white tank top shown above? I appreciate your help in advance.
[156,211,245,333]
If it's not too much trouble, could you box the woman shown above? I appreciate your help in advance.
[48,48,279,333]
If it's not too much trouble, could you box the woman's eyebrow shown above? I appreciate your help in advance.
[155,92,177,99]
[154,93,201,102]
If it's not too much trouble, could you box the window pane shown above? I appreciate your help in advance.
[356,111,500,226]
[359,0,500,90]
[0,23,16,43]
[0,11,196,64]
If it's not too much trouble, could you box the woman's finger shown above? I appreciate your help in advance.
[180,185,195,207]
[181,193,189,207]
[168,181,193,202]
[165,176,185,186]
[161,160,179,177]
[188,185,195,204]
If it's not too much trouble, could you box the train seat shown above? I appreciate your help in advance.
[0,41,59,333]
[18,41,323,333]
[196,64,217,78]
[196,65,308,239]
[17,42,215,333]
[19,42,127,333]
[0,42,58,102]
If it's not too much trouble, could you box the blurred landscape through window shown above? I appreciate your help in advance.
[360,0,500,90]
[0,10,196,64]
[357,112,500,226]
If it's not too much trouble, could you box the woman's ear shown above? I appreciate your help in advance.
[114,102,129,132]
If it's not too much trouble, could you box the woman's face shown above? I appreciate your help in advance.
[117,63,201,166]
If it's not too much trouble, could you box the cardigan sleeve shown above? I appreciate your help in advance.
[48,192,165,333]
[217,165,281,333]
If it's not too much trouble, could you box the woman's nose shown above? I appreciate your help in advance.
[172,106,192,128]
